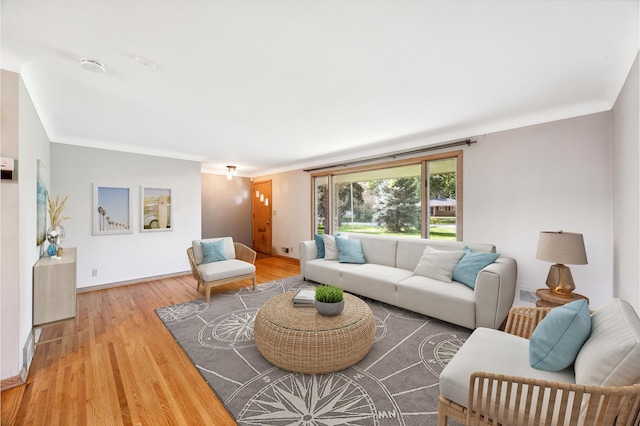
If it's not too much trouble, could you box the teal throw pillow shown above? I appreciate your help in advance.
[336,236,365,264]
[201,240,228,264]
[529,299,591,372]
[452,247,500,289]
[314,234,325,258]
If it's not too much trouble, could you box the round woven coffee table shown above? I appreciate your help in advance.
[254,291,376,374]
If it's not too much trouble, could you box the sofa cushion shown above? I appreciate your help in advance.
[345,233,398,267]
[440,328,576,408]
[341,264,412,303]
[413,246,464,282]
[529,299,591,372]
[322,234,347,260]
[314,234,325,258]
[396,239,496,272]
[304,259,360,285]
[574,298,640,387]
[201,239,228,263]
[452,247,500,289]
[397,276,477,329]
[197,259,255,282]
[336,237,365,264]
[192,237,236,265]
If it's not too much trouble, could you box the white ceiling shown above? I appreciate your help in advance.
[2,1,638,177]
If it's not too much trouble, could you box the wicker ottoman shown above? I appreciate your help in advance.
[254,291,376,374]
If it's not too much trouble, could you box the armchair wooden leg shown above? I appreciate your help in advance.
[438,405,449,426]
[205,286,211,303]
[251,276,256,290]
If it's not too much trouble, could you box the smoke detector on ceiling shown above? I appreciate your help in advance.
[80,58,105,73]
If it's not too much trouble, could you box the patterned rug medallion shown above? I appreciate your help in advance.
[156,275,470,425]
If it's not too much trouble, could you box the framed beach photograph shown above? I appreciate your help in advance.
[93,184,133,235]
[141,187,172,232]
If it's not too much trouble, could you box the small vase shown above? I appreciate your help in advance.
[46,243,58,257]
[315,300,345,316]
[46,224,65,248]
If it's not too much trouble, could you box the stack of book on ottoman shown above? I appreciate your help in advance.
[292,287,316,307]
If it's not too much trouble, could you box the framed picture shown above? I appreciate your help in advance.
[141,187,172,232]
[36,159,47,246]
[93,184,133,235]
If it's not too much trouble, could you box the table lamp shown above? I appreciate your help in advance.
[536,230,588,297]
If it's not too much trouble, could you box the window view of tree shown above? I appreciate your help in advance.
[314,176,329,234]
[331,165,421,237]
[313,153,460,239]
[427,158,457,240]
[375,177,421,233]
[335,182,365,226]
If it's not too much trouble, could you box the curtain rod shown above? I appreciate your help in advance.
[303,138,476,173]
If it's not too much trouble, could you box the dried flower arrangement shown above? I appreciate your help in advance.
[47,191,71,227]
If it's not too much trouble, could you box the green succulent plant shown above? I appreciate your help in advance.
[315,285,344,303]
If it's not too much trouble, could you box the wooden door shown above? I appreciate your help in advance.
[252,180,272,255]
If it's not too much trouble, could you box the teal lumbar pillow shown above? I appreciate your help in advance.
[201,239,228,263]
[314,234,325,258]
[529,299,591,372]
[452,246,500,289]
[336,236,365,264]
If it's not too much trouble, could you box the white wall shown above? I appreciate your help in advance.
[51,144,201,289]
[612,52,640,312]
[0,74,52,381]
[464,112,613,309]
[1,70,21,380]
[253,169,311,259]
[201,173,252,246]
[263,113,616,309]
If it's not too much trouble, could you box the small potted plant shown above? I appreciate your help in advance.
[314,285,344,316]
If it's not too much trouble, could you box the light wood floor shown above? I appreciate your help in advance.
[1,255,300,426]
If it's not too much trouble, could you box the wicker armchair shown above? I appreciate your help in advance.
[187,242,256,302]
[438,306,640,426]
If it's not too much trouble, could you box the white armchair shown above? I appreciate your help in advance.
[187,237,256,302]
[438,300,640,425]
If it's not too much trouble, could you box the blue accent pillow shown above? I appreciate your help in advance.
[336,237,365,264]
[452,246,500,289]
[201,240,228,263]
[529,299,591,372]
[314,234,325,258]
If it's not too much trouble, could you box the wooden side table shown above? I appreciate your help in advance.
[535,288,589,308]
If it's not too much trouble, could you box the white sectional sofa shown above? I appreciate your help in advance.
[299,233,517,329]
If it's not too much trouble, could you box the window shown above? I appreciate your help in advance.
[312,151,461,240]
[313,176,329,234]
[426,157,458,240]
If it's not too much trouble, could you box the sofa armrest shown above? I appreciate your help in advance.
[467,372,640,425]
[299,240,318,278]
[473,257,518,329]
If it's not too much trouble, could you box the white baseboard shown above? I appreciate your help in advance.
[76,271,191,293]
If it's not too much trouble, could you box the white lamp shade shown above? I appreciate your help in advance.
[536,231,588,265]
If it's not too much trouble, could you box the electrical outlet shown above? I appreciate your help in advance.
[281,247,290,254]
[519,289,538,304]
[92,268,98,277]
